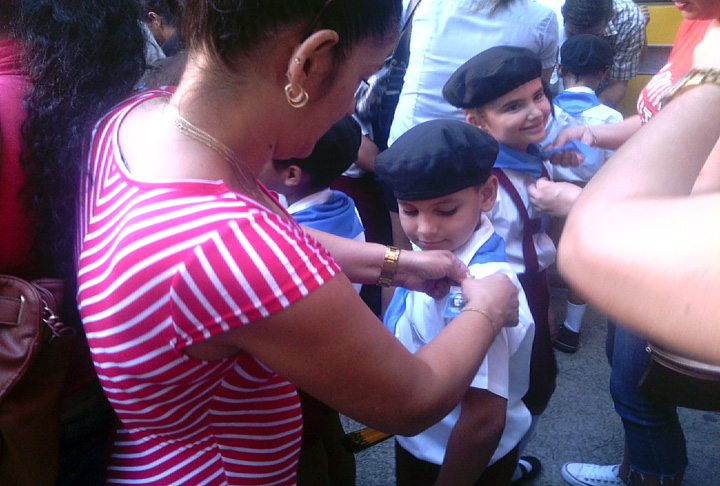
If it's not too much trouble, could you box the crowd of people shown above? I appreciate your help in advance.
[1,0,719,485]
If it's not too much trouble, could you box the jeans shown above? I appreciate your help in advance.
[606,323,687,477]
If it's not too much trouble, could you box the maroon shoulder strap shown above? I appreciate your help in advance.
[492,168,540,273]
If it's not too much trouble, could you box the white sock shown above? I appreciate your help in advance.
[563,302,587,334]
[512,414,540,481]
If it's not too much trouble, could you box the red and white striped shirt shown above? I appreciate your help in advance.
[77,88,340,485]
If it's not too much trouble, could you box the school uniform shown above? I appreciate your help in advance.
[384,217,535,483]
[487,144,558,414]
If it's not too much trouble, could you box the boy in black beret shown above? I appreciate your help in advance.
[259,116,364,486]
[443,45,559,482]
[551,34,623,354]
[376,119,535,486]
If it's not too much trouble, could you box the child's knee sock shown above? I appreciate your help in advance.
[563,301,587,334]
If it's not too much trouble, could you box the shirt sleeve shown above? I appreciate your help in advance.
[537,10,560,70]
[170,211,340,350]
[607,3,646,81]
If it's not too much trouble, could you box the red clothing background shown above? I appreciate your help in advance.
[0,38,37,277]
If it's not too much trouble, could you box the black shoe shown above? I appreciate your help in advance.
[553,324,580,353]
[511,456,542,484]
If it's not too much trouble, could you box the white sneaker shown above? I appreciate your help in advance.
[561,463,624,486]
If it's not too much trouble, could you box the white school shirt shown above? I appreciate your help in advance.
[394,216,534,466]
[551,86,624,183]
[388,0,558,146]
[487,167,557,274]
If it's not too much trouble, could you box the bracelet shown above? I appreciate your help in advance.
[583,125,599,147]
[377,246,400,287]
[460,307,499,335]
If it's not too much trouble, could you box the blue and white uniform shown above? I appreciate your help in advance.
[384,216,534,466]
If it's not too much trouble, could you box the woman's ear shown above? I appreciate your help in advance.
[479,175,499,212]
[285,29,339,96]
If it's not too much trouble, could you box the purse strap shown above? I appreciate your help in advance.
[389,0,422,65]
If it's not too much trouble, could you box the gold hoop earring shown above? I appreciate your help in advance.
[285,83,309,108]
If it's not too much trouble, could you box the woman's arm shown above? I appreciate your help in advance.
[186,271,518,436]
[304,226,465,298]
[558,83,720,364]
[434,388,507,486]
[546,116,642,167]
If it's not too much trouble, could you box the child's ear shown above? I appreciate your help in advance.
[479,175,499,212]
[465,110,486,130]
[556,65,564,78]
[282,165,304,187]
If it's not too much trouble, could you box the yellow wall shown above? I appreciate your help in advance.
[617,2,684,117]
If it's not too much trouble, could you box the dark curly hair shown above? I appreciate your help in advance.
[18,0,145,317]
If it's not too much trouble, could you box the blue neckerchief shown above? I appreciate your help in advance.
[539,140,599,168]
[553,90,601,116]
[494,144,544,179]
[383,232,508,334]
[291,191,364,239]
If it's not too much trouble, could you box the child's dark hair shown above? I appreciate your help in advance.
[559,34,614,79]
[274,116,362,191]
[182,0,402,73]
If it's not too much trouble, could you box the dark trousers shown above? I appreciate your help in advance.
[395,441,519,486]
[517,270,557,416]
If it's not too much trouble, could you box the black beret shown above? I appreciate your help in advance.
[375,119,498,201]
[276,116,361,182]
[560,34,614,75]
[442,46,543,109]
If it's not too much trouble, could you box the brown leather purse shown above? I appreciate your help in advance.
[0,275,74,401]
[638,342,720,411]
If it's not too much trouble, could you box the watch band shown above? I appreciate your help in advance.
[662,68,720,108]
[377,246,400,287]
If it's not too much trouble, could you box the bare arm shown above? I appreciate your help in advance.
[353,134,379,172]
[185,271,517,435]
[597,79,628,109]
[558,84,720,364]
[303,226,462,297]
[435,388,507,486]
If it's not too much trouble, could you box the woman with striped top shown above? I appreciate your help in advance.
[75,1,521,484]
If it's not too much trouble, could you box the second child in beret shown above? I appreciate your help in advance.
[442,45,561,425]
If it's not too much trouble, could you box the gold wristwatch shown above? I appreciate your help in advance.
[661,68,720,107]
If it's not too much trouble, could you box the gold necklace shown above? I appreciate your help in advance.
[166,104,266,201]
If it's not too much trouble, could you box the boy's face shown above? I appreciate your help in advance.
[466,78,550,152]
[398,180,498,253]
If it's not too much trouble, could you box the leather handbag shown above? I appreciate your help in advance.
[0,275,74,402]
[354,0,421,150]
[638,341,720,411]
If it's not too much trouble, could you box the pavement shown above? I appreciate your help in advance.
[342,279,720,485]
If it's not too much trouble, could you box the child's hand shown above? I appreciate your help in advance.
[461,273,519,330]
[527,178,582,216]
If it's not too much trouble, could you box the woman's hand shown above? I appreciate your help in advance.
[393,249,469,299]
[527,178,582,216]
[545,126,592,167]
[461,273,519,330]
